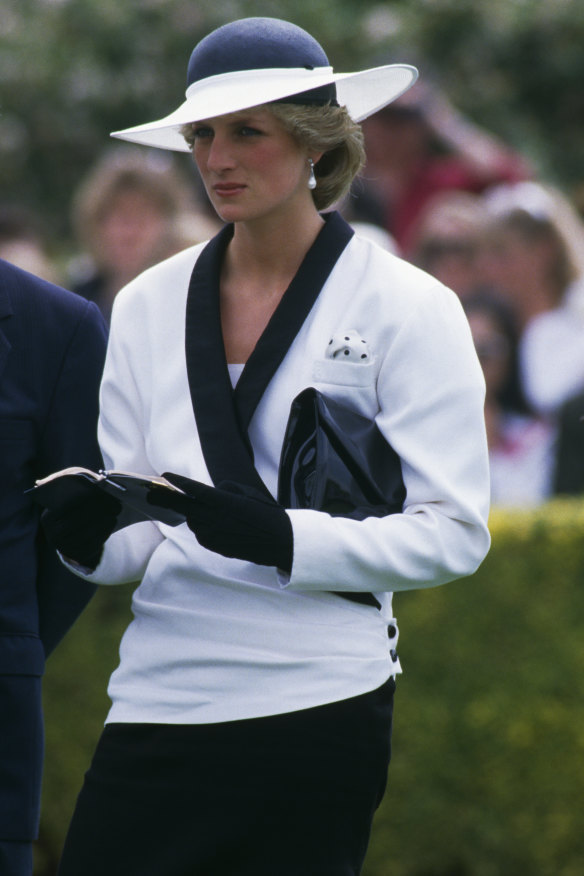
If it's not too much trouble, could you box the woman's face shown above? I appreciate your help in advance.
[190,107,313,225]
[479,222,556,307]
[97,189,169,276]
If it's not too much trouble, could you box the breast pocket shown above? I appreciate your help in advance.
[311,358,379,418]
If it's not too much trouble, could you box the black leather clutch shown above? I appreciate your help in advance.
[278,387,406,520]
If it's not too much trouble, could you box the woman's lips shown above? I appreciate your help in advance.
[213,183,246,196]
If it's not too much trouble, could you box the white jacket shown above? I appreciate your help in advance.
[72,214,490,724]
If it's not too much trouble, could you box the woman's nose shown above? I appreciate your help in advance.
[206,135,235,172]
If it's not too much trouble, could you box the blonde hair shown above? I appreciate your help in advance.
[268,103,365,210]
[181,102,365,211]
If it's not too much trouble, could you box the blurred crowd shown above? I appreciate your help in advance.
[1,148,222,320]
[2,78,584,510]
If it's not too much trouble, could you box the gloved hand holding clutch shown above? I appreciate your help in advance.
[148,473,293,573]
[41,488,122,570]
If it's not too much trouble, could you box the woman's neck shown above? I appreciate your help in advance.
[219,207,326,364]
[224,208,325,297]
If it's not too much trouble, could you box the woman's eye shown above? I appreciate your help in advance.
[238,126,262,137]
[192,127,213,140]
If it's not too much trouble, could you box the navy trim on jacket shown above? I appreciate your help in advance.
[184,212,354,493]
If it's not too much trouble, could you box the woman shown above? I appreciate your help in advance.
[43,17,490,876]
[409,191,488,300]
[481,181,584,419]
[69,147,220,322]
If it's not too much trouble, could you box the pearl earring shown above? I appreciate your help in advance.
[308,158,317,190]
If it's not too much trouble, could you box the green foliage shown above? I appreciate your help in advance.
[2,0,584,252]
[364,501,584,876]
[35,501,584,874]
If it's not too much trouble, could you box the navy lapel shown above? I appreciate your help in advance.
[185,211,354,492]
[184,222,266,490]
[234,212,354,433]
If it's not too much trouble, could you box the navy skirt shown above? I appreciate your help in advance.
[57,677,395,876]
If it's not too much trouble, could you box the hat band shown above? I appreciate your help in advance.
[185,65,337,106]
[274,87,338,106]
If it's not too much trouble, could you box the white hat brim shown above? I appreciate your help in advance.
[110,64,418,152]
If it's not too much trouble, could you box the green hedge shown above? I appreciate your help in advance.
[34,502,584,875]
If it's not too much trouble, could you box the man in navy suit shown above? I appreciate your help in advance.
[0,259,108,875]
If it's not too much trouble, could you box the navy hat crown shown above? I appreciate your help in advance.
[186,17,337,105]
[187,18,330,84]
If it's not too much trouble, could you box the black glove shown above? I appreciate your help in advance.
[41,489,122,570]
[148,473,293,573]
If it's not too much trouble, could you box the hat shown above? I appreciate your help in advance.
[111,17,418,152]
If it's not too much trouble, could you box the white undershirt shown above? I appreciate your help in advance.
[227,363,244,387]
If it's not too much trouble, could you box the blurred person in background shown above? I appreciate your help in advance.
[354,78,530,257]
[68,147,220,322]
[0,206,61,284]
[481,181,584,420]
[0,259,107,876]
[464,293,555,507]
[348,220,400,254]
[339,192,401,255]
[408,190,488,300]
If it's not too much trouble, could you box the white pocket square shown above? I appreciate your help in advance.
[325,329,371,363]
